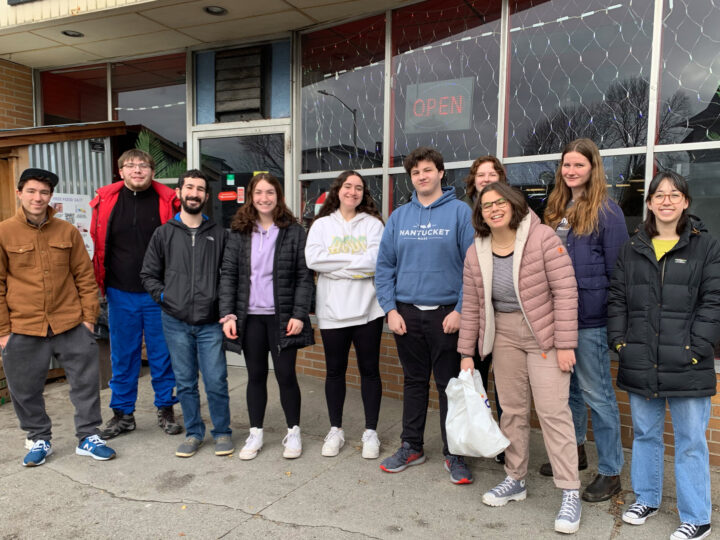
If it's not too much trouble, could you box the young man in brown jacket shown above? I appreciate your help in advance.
[0,168,116,466]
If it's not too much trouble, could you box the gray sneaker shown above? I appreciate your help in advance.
[555,489,582,534]
[175,437,203,458]
[482,476,527,507]
[214,435,234,456]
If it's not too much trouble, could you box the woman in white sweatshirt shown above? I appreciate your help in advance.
[306,170,385,459]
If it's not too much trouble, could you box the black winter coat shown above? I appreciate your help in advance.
[218,222,314,353]
[607,217,720,398]
[141,216,227,325]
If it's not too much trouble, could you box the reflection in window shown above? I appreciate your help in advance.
[659,1,720,144]
[505,156,643,232]
[391,0,501,165]
[301,175,383,228]
[41,64,108,125]
[301,16,385,173]
[656,151,720,237]
[507,0,654,156]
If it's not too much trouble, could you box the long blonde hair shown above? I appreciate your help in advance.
[544,138,608,236]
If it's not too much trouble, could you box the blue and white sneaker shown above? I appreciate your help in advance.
[23,439,52,467]
[76,434,116,461]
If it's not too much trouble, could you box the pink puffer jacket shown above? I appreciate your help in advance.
[458,211,578,358]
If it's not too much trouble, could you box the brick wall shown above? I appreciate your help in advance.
[297,325,720,466]
[0,59,33,129]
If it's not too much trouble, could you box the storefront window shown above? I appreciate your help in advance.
[391,0,501,165]
[41,64,107,125]
[301,16,385,174]
[507,0,654,156]
[657,1,720,144]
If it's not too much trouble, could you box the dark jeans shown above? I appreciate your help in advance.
[320,316,384,430]
[393,302,460,456]
[2,324,102,442]
[243,315,301,428]
[161,312,231,440]
[473,351,503,422]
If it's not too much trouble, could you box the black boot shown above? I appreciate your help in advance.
[582,473,621,502]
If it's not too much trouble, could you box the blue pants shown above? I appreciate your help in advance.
[629,393,711,525]
[161,312,231,440]
[569,326,624,476]
[106,287,177,413]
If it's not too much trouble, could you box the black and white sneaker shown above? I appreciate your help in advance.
[622,503,659,525]
[670,523,711,540]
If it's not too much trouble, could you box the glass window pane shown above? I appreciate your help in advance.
[300,175,383,228]
[301,15,386,173]
[41,64,108,125]
[391,0,501,164]
[112,53,187,178]
[658,1,720,144]
[507,0,654,156]
[656,151,720,237]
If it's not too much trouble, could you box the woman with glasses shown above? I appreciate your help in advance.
[542,138,627,502]
[458,181,582,534]
[609,172,720,540]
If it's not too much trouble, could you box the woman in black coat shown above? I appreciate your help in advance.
[608,171,720,540]
[219,173,314,461]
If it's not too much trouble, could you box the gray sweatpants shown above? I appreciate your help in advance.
[2,324,102,442]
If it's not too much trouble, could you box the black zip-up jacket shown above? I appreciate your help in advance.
[218,222,314,354]
[141,215,227,325]
[607,217,720,398]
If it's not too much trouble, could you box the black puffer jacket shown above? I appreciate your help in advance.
[141,216,227,325]
[219,222,314,353]
[607,217,720,398]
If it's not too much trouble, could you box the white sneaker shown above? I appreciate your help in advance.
[282,425,302,459]
[361,429,380,459]
[238,427,263,460]
[321,427,345,457]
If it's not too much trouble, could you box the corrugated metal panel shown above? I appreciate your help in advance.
[0,0,155,28]
[29,138,112,195]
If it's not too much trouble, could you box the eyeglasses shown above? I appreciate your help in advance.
[481,197,508,211]
[122,162,151,170]
[652,192,683,204]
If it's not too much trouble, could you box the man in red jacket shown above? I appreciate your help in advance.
[90,149,183,439]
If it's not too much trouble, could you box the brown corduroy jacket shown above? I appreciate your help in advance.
[0,206,99,337]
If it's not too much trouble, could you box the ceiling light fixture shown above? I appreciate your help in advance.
[203,6,228,16]
[61,30,85,38]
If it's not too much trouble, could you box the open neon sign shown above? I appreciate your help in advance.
[404,77,474,134]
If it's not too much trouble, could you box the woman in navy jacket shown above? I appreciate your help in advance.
[608,171,720,540]
[543,139,627,502]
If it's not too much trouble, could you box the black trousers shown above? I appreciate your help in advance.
[242,315,301,428]
[393,302,460,456]
[320,316,384,430]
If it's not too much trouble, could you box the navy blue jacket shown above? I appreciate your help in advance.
[566,199,628,329]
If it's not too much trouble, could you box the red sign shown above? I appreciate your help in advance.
[218,191,237,201]
[237,187,245,204]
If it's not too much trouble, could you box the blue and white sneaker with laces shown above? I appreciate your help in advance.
[482,476,527,506]
[76,434,116,461]
[23,439,52,467]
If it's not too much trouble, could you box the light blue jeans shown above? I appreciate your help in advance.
[628,392,711,525]
[571,326,624,476]
[161,312,231,440]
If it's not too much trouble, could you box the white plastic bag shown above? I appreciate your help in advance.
[445,369,510,458]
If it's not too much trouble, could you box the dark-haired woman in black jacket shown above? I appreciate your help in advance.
[219,173,314,461]
[608,171,720,540]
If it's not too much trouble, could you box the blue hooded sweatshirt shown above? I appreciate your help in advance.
[376,186,474,313]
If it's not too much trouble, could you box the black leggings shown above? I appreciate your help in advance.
[242,315,301,428]
[320,317,384,430]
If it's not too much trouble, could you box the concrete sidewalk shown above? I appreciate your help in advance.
[0,366,716,539]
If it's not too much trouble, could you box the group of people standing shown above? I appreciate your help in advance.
[0,137,717,540]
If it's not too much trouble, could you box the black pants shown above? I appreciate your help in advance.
[393,303,460,456]
[320,316,384,430]
[474,351,503,421]
[2,324,101,442]
[242,315,301,428]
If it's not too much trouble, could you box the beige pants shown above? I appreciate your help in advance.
[493,310,580,489]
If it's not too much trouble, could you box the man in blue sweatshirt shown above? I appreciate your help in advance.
[376,147,474,484]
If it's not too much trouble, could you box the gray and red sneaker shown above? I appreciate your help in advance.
[444,455,473,484]
[380,441,425,473]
